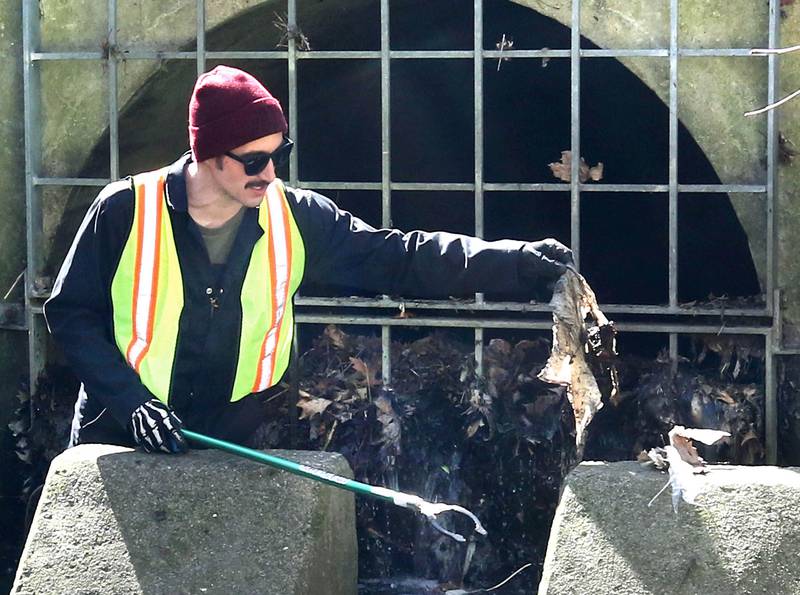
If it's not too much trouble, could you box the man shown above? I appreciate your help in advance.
[44,65,573,455]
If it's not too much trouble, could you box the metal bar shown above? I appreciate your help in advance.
[766,328,776,463]
[295,313,770,335]
[33,177,110,186]
[474,0,485,375]
[294,295,770,317]
[668,0,678,311]
[381,0,392,383]
[677,184,766,193]
[380,0,391,228]
[765,0,780,465]
[570,0,581,270]
[29,48,768,62]
[31,52,106,60]
[22,0,45,410]
[29,177,768,194]
[668,0,679,364]
[108,0,119,180]
[766,0,779,314]
[382,326,392,384]
[288,0,298,187]
[390,50,473,59]
[196,0,206,76]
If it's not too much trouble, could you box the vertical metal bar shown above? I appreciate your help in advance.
[108,0,119,180]
[764,0,780,464]
[380,0,391,229]
[474,0,484,375]
[765,329,776,463]
[288,0,299,187]
[380,0,392,384]
[668,0,679,364]
[765,0,778,315]
[569,0,580,270]
[289,330,299,448]
[196,0,206,76]
[22,0,45,411]
[382,326,391,385]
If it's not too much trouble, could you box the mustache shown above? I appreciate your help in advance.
[245,180,270,189]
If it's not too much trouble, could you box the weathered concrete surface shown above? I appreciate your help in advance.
[538,461,800,595]
[12,444,357,595]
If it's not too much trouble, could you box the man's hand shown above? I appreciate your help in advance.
[520,238,574,283]
[130,399,188,454]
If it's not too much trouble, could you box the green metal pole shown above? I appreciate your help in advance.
[182,429,395,503]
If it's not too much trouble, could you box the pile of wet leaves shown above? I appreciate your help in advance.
[2,328,768,594]
[251,326,767,593]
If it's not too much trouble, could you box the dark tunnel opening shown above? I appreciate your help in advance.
[59,0,762,309]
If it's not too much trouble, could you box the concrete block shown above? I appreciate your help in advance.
[539,461,800,595]
[12,444,357,595]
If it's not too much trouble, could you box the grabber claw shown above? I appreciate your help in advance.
[382,491,488,543]
[423,502,488,543]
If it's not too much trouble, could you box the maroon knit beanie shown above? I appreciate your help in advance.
[188,65,288,162]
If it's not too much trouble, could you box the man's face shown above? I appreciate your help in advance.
[211,132,285,208]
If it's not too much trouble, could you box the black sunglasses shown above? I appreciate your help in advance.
[225,138,294,176]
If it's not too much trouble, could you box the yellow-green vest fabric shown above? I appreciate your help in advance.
[110,169,305,404]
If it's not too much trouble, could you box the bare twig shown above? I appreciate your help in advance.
[745,87,800,117]
[450,562,534,593]
[3,270,25,300]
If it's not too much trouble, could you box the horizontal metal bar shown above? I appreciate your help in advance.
[299,51,381,59]
[115,50,199,60]
[30,176,769,196]
[31,51,105,60]
[300,182,767,194]
[392,182,475,191]
[483,183,568,191]
[679,184,766,193]
[390,50,474,59]
[296,312,770,334]
[678,49,755,57]
[30,48,763,63]
[295,296,769,318]
[34,177,110,187]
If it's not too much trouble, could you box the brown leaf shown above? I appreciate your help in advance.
[297,396,332,420]
[349,357,381,387]
[324,324,347,349]
[548,151,604,183]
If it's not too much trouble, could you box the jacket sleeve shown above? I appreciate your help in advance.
[289,188,539,298]
[43,180,156,427]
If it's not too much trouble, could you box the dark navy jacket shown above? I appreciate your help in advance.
[45,153,541,445]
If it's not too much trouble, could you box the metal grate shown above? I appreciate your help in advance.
[20,0,782,460]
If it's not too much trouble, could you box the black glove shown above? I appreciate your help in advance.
[130,399,188,454]
[519,238,574,284]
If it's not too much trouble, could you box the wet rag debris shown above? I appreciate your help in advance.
[539,268,618,458]
[641,425,731,511]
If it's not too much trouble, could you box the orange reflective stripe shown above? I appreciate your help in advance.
[125,181,146,366]
[251,183,294,392]
[125,173,166,371]
[267,196,293,384]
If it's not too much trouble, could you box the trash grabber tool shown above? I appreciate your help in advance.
[182,429,487,542]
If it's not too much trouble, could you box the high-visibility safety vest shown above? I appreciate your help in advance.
[110,168,306,405]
